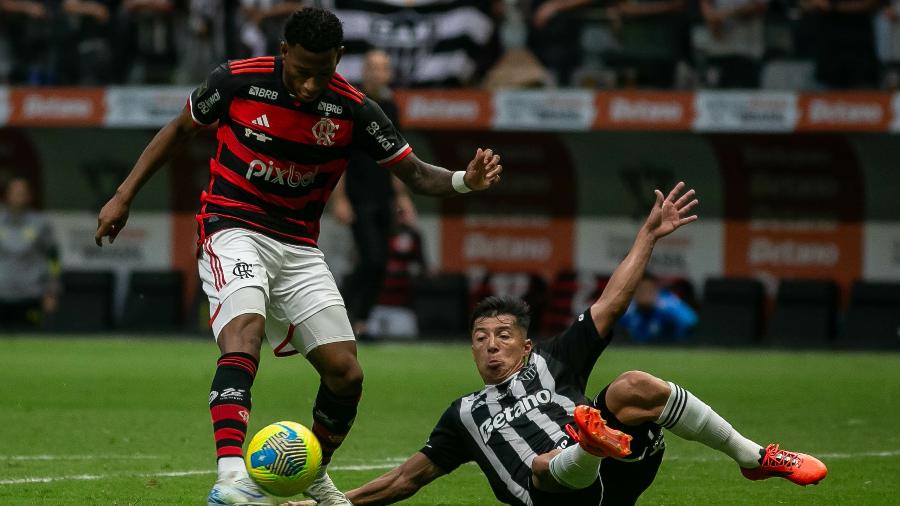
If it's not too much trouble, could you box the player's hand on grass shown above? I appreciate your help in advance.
[464,148,502,191]
[95,194,131,246]
[643,181,698,240]
[279,499,316,506]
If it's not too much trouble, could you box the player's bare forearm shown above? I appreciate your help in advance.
[390,155,456,196]
[590,228,657,335]
[343,453,444,505]
[95,107,201,246]
[390,149,502,197]
[115,107,200,202]
[590,182,698,335]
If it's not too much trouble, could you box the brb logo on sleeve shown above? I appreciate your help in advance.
[246,159,319,188]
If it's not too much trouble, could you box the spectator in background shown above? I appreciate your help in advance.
[58,0,114,84]
[331,49,418,339]
[483,0,551,88]
[694,0,768,88]
[116,0,178,83]
[238,0,304,57]
[876,0,900,87]
[366,205,428,338]
[606,0,690,88]
[801,0,881,88]
[175,0,226,84]
[0,176,60,331]
[528,0,595,85]
[618,273,697,343]
[0,0,56,84]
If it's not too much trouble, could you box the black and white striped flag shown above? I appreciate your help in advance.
[322,0,496,87]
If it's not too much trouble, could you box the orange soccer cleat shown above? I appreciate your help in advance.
[564,405,632,458]
[740,443,828,486]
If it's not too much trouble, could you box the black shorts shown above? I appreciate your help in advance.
[528,386,665,506]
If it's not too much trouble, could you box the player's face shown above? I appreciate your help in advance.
[471,314,532,385]
[280,42,344,103]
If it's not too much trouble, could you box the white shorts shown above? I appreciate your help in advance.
[198,228,354,356]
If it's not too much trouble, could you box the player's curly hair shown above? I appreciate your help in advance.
[470,296,532,334]
[283,7,344,52]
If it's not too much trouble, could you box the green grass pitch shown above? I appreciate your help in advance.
[2,337,898,505]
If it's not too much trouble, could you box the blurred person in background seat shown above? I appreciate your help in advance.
[618,273,697,343]
[331,49,418,340]
[0,176,60,331]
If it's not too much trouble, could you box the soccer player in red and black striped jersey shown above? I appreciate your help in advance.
[94,8,502,506]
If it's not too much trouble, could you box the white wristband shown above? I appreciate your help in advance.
[452,170,472,193]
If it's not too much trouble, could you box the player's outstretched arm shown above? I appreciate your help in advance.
[280,452,445,506]
[589,182,698,336]
[389,148,502,197]
[95,107,204,246]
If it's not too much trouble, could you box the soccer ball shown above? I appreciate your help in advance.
[245,421,323,497]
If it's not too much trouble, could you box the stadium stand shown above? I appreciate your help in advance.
[121,270,184,332]
[767,279,838,348]
[694,277,765,346]
[412,273,469,338]
[46,270,115,332]
[837,281,900,349]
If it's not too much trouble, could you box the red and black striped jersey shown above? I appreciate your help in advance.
[188,56,413,246]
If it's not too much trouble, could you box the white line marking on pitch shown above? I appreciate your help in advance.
[1,455,165,461]
[3,451,896,486]
[0,459,408,486]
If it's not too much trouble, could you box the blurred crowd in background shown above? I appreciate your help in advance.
[4,0,900,90]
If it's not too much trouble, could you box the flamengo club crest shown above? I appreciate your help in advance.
[312,117,339,146]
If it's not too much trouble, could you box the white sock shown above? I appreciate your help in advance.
[218,456,247,477]
[656,382,763,469]
[548,443,602,489]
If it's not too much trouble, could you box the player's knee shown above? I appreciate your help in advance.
[609,370,669,410]
[322,356,364,397]
[218,313,266,354]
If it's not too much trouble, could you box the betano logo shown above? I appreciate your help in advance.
[23,95,94,119]
[609,97,683,123]
[807,99,883,124]
[478,389,552,443]
[245,159,318,188]
[407,96,480,121]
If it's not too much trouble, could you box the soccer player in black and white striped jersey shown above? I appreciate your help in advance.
[284,182,827,506]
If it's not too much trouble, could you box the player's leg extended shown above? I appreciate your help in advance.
[200,232,274,505]
[207,298,272,506]
[291,307,359,506]
[306,337,363,465]
[605,370,827,486]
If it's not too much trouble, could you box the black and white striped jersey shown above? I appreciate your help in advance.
[419,311,611,506]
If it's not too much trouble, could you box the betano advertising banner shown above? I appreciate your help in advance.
[711,135,865,295]
[8,87,900,133]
